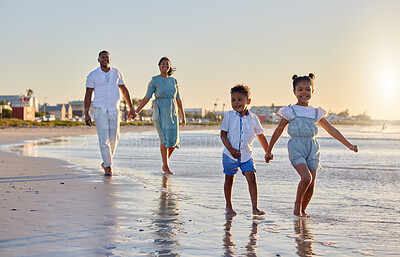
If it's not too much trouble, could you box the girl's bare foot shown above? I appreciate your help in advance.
[294,202,302,216]
[253,208,266,216]
[225,207,237,216]
[162,165,173,175]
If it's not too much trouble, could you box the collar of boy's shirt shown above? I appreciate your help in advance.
[234,109,250,117]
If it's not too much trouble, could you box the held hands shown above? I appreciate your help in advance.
[85,115,92,127]
[131,110,138,120]
[349,144,359,153]
[127,109,136,120]
[265,152,273,163]
[229,148,241,159]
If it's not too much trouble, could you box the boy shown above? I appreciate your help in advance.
[220,84,269,216]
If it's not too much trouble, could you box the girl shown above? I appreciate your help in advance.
[133,57,185,174]
[265,73,358,217]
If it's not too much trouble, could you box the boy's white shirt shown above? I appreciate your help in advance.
[220,110,264,162]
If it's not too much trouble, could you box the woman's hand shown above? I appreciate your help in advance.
[181,118,186,127]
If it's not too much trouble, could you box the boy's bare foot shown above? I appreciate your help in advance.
[225,208,237,216]
[162,165,174,175]
[253,208,266,216]
[294,203,302,216]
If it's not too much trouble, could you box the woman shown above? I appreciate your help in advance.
[133,57,185,174]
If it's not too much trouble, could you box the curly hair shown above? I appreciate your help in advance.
[230,84,251,98]
[292,73,315,90]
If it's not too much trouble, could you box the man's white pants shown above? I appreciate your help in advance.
[93,108,120,167]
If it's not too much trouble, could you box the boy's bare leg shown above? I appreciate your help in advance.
[301,169,317,217]
[160,144,173,174]
[224,174,236,216]
[244,171,265,215]
[294,163,312,216]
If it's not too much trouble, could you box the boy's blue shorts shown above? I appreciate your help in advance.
[223,154,256,176]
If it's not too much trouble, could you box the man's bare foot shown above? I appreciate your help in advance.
[294,202,302,216]
[162,165,173,175]
[253,208,266,216]
[302,211,310,217]
[225,207,237,216]
[101,163,112,176]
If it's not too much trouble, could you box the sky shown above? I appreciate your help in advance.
[1,0,399,120]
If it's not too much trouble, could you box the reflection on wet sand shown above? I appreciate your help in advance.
[223,216,260,257]
[294,218,315,257]
[9,137,72,157]
[153,175,181,256]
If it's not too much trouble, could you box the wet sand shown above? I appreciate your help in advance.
[0,125,224,256]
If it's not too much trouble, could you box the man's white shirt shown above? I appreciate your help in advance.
[86,67,125,115]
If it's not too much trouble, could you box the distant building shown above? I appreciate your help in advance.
[250,105,284,123]
[185,108,205,117]
[39,104,72,120]
[0,95,39,121]
[68,100,85,117]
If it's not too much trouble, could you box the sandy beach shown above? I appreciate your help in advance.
[0,125,223,256]
[1,125,399,256]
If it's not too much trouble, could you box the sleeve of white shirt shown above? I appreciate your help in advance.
[86,73,94,88]
[277,106,294,121]
[118,70,125,86]
[316,107,327,121]
[220,112,230,132]
[253,115,264,135]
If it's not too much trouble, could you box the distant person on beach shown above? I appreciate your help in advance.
[84,50,134,176]
[265,73,358,217]
[220,85,269,216]
[133,57,185,175]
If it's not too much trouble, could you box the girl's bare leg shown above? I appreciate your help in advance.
[224,174,236,216]
[294,163,312,216]
[301,170,317,217]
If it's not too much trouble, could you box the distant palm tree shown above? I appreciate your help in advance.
[26,89,33,96]
[121,99,128,121]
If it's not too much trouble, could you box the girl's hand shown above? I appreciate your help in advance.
[265,152,273,163]
[349,144,358,153]
[230,148,241,159]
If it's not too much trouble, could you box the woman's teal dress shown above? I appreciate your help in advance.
[145,75,181,148]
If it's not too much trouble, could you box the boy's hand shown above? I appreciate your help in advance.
[229,148,241,159]
[349,144,358,153]
[265,152,273,163]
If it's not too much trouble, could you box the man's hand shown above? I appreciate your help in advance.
[85,114,92,127]
[127,109,135,119]
[181,118,186,127]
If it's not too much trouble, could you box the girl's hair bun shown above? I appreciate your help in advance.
[292,75,298,80]
[308,73,315,80]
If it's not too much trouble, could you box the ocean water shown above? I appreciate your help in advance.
[7,125,400,256]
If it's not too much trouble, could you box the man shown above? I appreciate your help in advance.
[84,50,134,176]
